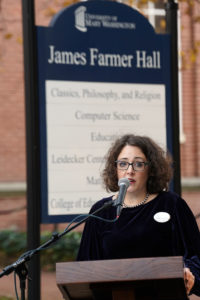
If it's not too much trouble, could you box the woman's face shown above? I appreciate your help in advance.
[116,145,149,196]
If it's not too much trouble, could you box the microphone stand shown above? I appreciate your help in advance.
[0,200,115,300]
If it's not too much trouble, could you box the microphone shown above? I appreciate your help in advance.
[114,178,130,218]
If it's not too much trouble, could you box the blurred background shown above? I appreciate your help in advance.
[0,0,200,299]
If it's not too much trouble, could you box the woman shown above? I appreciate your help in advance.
[77,134,200,297]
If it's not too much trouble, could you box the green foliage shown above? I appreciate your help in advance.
[0,230,26,266]
[0,230,82,271]
[40,231,82,270]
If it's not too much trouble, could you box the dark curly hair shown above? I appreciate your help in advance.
[102,134,173,194]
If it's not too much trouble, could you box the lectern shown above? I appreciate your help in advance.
[56,256,187,300]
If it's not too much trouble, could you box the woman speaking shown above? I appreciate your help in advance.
[77,134,200,297]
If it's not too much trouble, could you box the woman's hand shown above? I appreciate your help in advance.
[184,267,195,294]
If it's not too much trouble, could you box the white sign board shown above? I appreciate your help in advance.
[46,80,166,215]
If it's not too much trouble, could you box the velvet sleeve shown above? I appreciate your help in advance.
[174,197,200,296]
[76,199,106,261]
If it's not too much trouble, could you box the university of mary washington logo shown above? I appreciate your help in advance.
[74,6,136,32]
[75,6,87,32]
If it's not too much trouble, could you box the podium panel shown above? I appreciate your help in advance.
[56,256,187,300]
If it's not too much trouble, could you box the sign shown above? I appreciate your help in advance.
[37,0,171,223]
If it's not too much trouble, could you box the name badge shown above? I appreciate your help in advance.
[153,212,171,223]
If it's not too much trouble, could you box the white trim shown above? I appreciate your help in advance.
[181,177,200,187]
[177,9,185,144]
[143,8,165,16]
[0,182,26,192]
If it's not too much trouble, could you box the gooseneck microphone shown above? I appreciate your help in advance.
[114,178,130,218]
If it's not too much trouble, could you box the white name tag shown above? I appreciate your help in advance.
[153,212,171,223]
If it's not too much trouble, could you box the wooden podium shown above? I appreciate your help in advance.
[56,256,187,300]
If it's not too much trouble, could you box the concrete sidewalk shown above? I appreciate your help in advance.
[0,270,62,300]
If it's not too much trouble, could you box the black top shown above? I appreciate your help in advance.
[77,191,200,296]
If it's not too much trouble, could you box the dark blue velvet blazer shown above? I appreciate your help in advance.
[77,191,200,296]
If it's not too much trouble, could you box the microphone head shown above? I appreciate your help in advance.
[118,178,130,188]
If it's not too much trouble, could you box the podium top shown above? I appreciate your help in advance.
[56,256,184,284]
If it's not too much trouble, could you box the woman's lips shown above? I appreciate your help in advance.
[128,178,136,184]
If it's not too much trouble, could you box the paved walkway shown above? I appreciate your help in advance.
[0,271,62,300]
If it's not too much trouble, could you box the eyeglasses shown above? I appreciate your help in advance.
[115,160,149,171]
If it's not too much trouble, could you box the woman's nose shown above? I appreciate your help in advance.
[127,164,135,173]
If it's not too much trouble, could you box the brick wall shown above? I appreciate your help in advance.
[0,0,26,182]
[193,2,200,177]
[0,0,67,184]
[0,0,200,184]
[180,1,200,178]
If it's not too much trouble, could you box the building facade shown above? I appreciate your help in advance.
[0,0,199,189]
